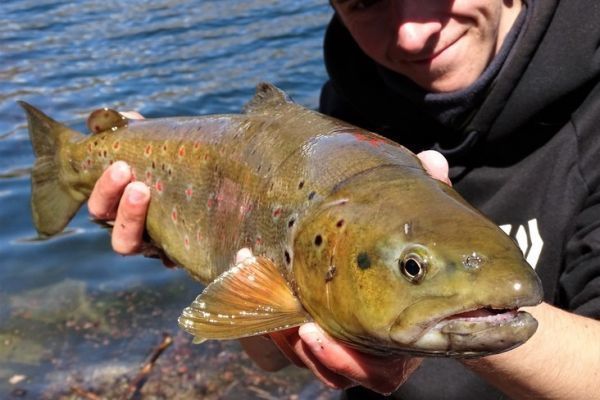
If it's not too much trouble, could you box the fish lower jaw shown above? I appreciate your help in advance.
[394,309,539,358]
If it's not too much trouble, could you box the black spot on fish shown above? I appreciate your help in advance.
[152,161,156,169]
[288,218,295,228]
[308,191,316,201]
[314,235,323,246]
[336,219,345,228]
[284,250,291,265]
[298,180,305,190]
[357,252,371,269]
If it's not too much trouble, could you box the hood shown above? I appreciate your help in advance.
[322,1,600,164]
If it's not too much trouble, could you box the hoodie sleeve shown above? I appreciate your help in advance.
[559,83,600,317]
[560,193,600,317]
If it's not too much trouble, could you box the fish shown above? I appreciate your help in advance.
[20,83,543,357]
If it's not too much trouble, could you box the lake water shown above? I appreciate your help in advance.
[0,1,337,398]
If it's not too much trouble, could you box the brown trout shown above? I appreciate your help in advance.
[21,83,542,357]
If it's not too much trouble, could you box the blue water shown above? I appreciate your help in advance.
[0,1,335,398]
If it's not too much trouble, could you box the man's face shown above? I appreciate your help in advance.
[333,0,521,92]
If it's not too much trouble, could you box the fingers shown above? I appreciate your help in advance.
[111,181,150,255]
[88,161,151,255]
[239,335,291,372]
[235,247,254,264]
[269,329,310,369]
[298,323,422,394]
[88,161,133,220]
[417,150,451,186]
[281,326,357,390]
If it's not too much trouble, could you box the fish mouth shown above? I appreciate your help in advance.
[403,307,538,357]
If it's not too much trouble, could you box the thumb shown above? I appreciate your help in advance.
[417,150,451,186]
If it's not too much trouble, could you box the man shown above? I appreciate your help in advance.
[89,0,600,398]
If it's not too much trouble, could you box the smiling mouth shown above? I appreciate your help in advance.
[401,31,467,64]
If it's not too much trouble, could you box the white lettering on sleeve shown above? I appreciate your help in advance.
[499,219,543,269]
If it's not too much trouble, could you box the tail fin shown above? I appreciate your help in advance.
[19,101,85,237]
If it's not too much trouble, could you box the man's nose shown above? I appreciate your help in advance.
[395,20,442,55]
[392,2,442,55]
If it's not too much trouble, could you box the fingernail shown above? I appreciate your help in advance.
[127,183,148,205]
[299,323,325,352]
[110,161,130,182]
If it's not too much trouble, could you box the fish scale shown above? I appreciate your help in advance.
[21,83,543,357]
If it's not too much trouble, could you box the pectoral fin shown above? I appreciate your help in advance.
[178,256,310,342]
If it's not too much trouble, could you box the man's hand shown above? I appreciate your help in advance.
[87,149,451,394]
[88,111,151,256]
[88,161,151,255]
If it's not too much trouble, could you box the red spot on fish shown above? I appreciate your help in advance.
[353,132,385,147]
[272,207,282,219]
[112,141,120,150]
[207,198,216,209]
[155,180,163,193]
[185,186,193,200]
[171,208,178,223]
[145,170,152,182]
[255,236,263,246]
[145,145,152,156]
[184,235,190,250]
[178,146,186,158]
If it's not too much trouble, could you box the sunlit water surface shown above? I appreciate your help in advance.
[0,1,335,398]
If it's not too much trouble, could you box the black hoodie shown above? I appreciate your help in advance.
[320,1,600,399]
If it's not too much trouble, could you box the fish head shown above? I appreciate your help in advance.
[292,168,543,357]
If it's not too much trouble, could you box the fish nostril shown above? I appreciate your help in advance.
[463,252,484,270]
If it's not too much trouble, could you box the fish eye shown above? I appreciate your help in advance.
[399,254,427,283]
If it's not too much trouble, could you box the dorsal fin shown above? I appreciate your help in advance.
[86,108,128,134]
[243,82,293,114]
